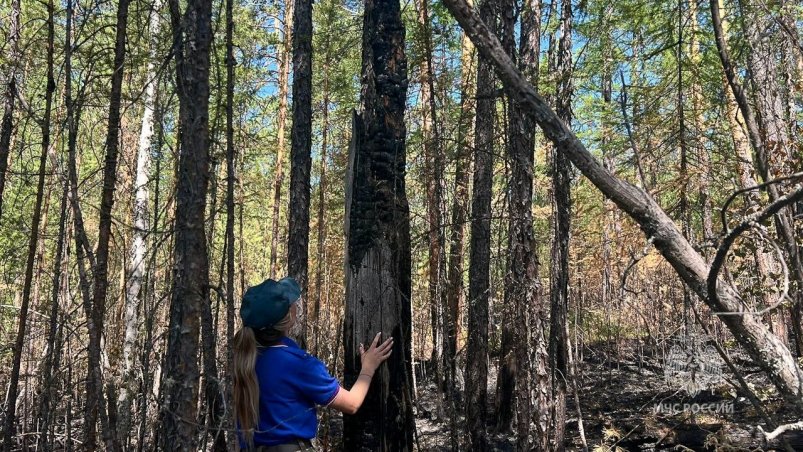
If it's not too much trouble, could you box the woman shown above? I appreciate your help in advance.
[234,277,393,451]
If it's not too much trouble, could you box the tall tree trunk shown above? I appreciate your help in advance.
[224,0,237,444]
[444,0,803,412]
[160,0,213,447]
[342,0,414,448]
[495,0,517,432]
[414,0,447,392]
[313,55,331,355]
[2,1,55,447]
[118,0,162,443]
[548,1,572,450]
[84,0,132,448]
[270,0,294,278]
[0,0,21,220]
[288,0,313,341]
[465,0,498,449]
[444,0,475,376]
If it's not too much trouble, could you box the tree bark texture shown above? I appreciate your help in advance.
[443,0,803,412]
[465,0,498,449]
[548,1,572,449]
[161,0,213,448]
[288,0,313,317]
[342,0,414,448]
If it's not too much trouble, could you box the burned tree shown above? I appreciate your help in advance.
[342,0,414,449]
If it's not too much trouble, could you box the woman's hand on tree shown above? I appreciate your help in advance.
[359,332,393,374]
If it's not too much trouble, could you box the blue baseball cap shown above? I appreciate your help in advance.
[240,277,301,329]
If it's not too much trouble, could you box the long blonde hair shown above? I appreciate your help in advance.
[233,310,295,447]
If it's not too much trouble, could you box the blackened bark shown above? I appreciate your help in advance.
[161,0,213,448]
[343,0,414,448]
[0,0,21,220]
[85,0,131,448]
[288,0,313,324]
[548,1,572,449]
[443,0,803,411]
[495,0,517,432]
[2,1,55,448]
[466,0,498,449]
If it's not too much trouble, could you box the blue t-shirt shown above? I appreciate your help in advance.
[244,336,340,447]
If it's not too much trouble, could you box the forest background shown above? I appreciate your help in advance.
[0,0,801,450]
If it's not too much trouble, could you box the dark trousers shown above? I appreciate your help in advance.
[254,439,315,452]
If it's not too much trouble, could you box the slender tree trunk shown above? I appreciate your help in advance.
[342,0,414,448]
[465,0,498,449]
[414,0,447,392]
[444,4,476,450]
[118,1,162,443]
[2,1,55,448]
[270,0,294,278]
[313,56,331,354]
[160,0,213,447]
[84,0,132,448]
[288,0,313,342]
[548,1,572,450]
[495,0,517,432]
[444,0,803,411]
[224,0,237,444]
[0,0,21,220]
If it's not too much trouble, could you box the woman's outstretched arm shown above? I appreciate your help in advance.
[328,332,393,414]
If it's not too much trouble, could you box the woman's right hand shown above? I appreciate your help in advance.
[359,332,393,374]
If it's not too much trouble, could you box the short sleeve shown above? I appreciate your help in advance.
[293,355,341,406]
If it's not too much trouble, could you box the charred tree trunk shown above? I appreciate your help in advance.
[443,0,803,412]
[342,0,414,449]
[270,0,293,278]
[85,0,132,448]
[288,0,313,347]
[465,0,499,449]
[160,0,213,448]
[2,1,55,448]
[495,0,517,432]
[0,0,21,220]
[548,1,572,450]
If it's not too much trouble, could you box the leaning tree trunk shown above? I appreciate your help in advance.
[465,0,499,449]
[160,0,213,448]
[548,1,572,449]
[1,2,55,448]
[288,0,313,344]
[342,0,414,449]
[118,0,162,444]
[443,0,803,412]
[0,0,21,220]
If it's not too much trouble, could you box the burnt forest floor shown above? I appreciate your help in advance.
[318,340,803,451]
